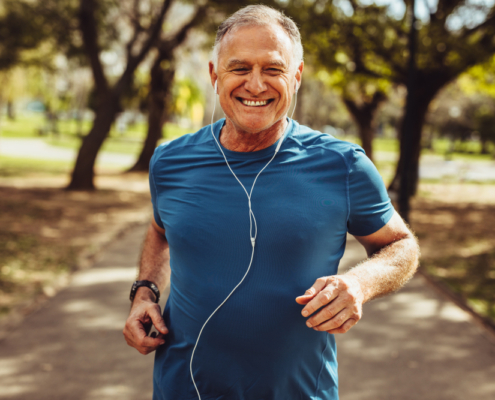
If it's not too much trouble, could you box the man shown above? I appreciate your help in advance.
[124,5,419,400]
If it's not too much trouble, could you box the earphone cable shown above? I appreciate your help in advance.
[190,83,297,400]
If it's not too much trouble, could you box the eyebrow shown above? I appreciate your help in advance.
[226,59,288,69]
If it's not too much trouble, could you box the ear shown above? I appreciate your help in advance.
[209,61,218,93]
[294,61,304,94]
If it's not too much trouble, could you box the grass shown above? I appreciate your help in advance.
[1,113,190,140]
[0,156,72,177]
[4,114,494,161]
[46,136,142,156]
[422,251,495,320]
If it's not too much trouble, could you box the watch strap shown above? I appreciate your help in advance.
[130,280,160,303]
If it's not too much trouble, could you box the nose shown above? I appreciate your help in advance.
[244,70,266,96]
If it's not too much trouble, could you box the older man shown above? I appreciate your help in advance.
[124,5,419,400]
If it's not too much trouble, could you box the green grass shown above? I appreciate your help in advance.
[335,136,399,153]
[1,113,190,141]
[0,156,72,177]
[47,136,142,155]
[0,114,46,137]
[3,114,494,164]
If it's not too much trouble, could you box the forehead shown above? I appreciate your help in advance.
[218,24,293,67]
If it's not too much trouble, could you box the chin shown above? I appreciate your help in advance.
[234,115,279,133]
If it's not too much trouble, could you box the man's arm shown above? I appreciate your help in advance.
[295,211,419,334]
[123,219,171,354]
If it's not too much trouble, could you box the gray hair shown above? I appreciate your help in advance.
[211,5,303,70]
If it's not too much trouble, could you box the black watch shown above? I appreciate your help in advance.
[130,280,160,303]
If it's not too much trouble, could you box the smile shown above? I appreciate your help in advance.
[238,98,273,107]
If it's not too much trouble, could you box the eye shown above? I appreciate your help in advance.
[232,68,249,74]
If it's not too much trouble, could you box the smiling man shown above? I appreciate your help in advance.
[123,5,419,400]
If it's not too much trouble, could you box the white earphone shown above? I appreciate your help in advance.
[189,77,298,400]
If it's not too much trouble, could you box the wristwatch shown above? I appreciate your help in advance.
[129,280,160,303]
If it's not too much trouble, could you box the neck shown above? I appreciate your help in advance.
[219,118,288,152]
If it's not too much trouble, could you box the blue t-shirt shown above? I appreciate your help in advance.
[150,118,394,400]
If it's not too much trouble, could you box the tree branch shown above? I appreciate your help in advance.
[78,0,109,92]
[159,5,207,53]
[126,0,146,59]
[461,9,495,41]
[117,0,172,93]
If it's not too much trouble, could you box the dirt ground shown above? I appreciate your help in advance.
[0,173,152,336]
[411,183,495,321]
[1,174,494,335]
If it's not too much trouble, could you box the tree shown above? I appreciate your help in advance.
[66,0,171,190]
[280,0,495,199]
[128,5,207,172]
[317,68,388,160]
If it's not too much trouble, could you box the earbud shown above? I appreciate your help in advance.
[214,80,218,94]
[295,81,299,94]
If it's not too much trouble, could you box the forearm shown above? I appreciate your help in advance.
[345,233,420,303]
[135,223,171,301]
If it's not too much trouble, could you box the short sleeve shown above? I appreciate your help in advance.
[149,148,165,229]
[347,147,395,236]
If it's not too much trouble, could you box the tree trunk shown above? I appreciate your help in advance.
[128,55,175,172]
[358,124,374,161]
[7,99,15,120]
[388,80,445,196]
[67,92,120,190]
[343,92,386,162]
[480,139,489,154]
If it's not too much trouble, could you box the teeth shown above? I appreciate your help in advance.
[242,99,268,107]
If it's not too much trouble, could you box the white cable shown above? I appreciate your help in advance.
[190,83,297,400]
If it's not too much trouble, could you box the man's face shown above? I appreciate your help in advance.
[209,24,303,134]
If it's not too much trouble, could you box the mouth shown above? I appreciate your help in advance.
[237,98,274,107]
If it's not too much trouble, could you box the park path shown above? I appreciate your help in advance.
[0,224,494,400]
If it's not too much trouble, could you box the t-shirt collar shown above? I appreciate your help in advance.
[211,118,294,160]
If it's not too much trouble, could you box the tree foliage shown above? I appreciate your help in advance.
[279,0,495,194]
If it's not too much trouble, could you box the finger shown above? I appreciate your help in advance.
[311,308,353,331]
[148,306,169,335]
[130,318,165,347]
[326,317,357,334]
[301,282,338,317]
[306,296,347,328]
[140,335,166,348]
[295,295,313,305]
[296,277,329,305]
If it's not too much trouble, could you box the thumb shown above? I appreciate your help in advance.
[149,306,169,335]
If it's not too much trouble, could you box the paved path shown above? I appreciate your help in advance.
[0,225,494,400]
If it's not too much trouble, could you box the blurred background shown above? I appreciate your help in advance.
[0,0,494,397]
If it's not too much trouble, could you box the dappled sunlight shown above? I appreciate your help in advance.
[439,302,471,322]
[86,385,137,399]
[0,224,153,400]
[337,243,495,400]
[71,267,136,287]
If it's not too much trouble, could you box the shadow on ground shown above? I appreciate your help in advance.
[337,239,495,400]
[0,229,494,400]
[0,224,153,400]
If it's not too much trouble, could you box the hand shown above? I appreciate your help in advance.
[123,291,169,355]
[295,275,364,334]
